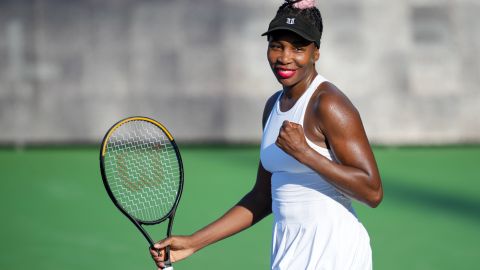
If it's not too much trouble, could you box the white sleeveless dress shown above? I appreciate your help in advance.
[260,75,372,270]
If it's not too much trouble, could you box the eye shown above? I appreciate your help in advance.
[268,43,282,50]
[268,40,283,50]
[294,46,305,52]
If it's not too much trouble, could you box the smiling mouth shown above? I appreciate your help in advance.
[276,69,296,79]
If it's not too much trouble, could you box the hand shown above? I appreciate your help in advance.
[149,235,197,269]
[275,120,310,160]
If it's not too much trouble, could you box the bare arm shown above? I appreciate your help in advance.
[275,84,383,207]
[188,91,280,248]
[150,165,271,268]
[150,92,279,269]
[184,164,272,251]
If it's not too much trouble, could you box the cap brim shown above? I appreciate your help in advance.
[261,27,316,43]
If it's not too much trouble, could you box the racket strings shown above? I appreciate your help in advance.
[104,120,180,222]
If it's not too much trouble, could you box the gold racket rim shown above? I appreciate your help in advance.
[101,116,174,156]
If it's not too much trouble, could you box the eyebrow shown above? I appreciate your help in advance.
[268,36,310,46]
[269,38,308,45]
[291,41,310,47]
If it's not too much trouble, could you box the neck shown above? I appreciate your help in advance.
[283,71,318,100]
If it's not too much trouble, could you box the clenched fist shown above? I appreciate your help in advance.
[275,120,310,161]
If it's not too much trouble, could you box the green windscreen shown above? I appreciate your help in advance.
[103,120,181,222]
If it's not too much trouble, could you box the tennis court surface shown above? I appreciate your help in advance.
[1,145,479,269]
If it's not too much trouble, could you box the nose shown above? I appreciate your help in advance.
[277,49,293,65]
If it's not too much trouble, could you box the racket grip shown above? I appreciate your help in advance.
[163,245,173,270]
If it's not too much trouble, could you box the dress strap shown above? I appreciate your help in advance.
[299,74,328,126]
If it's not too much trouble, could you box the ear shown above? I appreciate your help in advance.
[313,48,320,62]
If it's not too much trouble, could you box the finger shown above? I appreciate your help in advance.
[292,124,303,133]
[290,122,301,128]
[275,138,284,149]
[278,129,291,143]
[153,257,163,263]
[151,248,164,259]
[282,120,291,128]
[154,262,163,270]
[150,249,158,257]
[278,130,287,139]
[154,238,172,250]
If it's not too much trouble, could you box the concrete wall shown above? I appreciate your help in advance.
[0,0,479,145]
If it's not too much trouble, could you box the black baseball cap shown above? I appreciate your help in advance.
[261,15,321,47]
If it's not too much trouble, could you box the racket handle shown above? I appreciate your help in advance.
[163,245,173,270]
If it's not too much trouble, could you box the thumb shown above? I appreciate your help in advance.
[154,237,173,250]
[289,121,301,127]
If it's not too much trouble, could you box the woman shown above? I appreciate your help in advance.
[151,1,383,269]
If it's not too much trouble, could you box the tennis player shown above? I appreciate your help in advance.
[151,0,383,269]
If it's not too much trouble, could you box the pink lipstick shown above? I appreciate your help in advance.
[276,69,296,79]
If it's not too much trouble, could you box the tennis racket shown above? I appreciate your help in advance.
[99,116,184,270]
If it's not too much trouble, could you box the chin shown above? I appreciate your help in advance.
[277,77,298,87]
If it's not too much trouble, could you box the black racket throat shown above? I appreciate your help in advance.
[126,211,176,266]
[128,209,176,247]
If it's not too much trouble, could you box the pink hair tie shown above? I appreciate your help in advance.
[292,0,315,9]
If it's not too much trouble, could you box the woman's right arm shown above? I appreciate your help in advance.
[150,92,279,269]
[188,163,272,248]
[150,164,272,269]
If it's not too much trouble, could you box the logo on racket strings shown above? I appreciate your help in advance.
[116,152,164,192]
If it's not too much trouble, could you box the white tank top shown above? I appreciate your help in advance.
[260,74,372,270]
[260,74,354,214]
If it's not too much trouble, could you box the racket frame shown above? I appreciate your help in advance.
[99,116,184,267]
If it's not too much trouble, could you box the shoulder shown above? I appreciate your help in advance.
[262,90,282,128]
[313,82,361,131]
